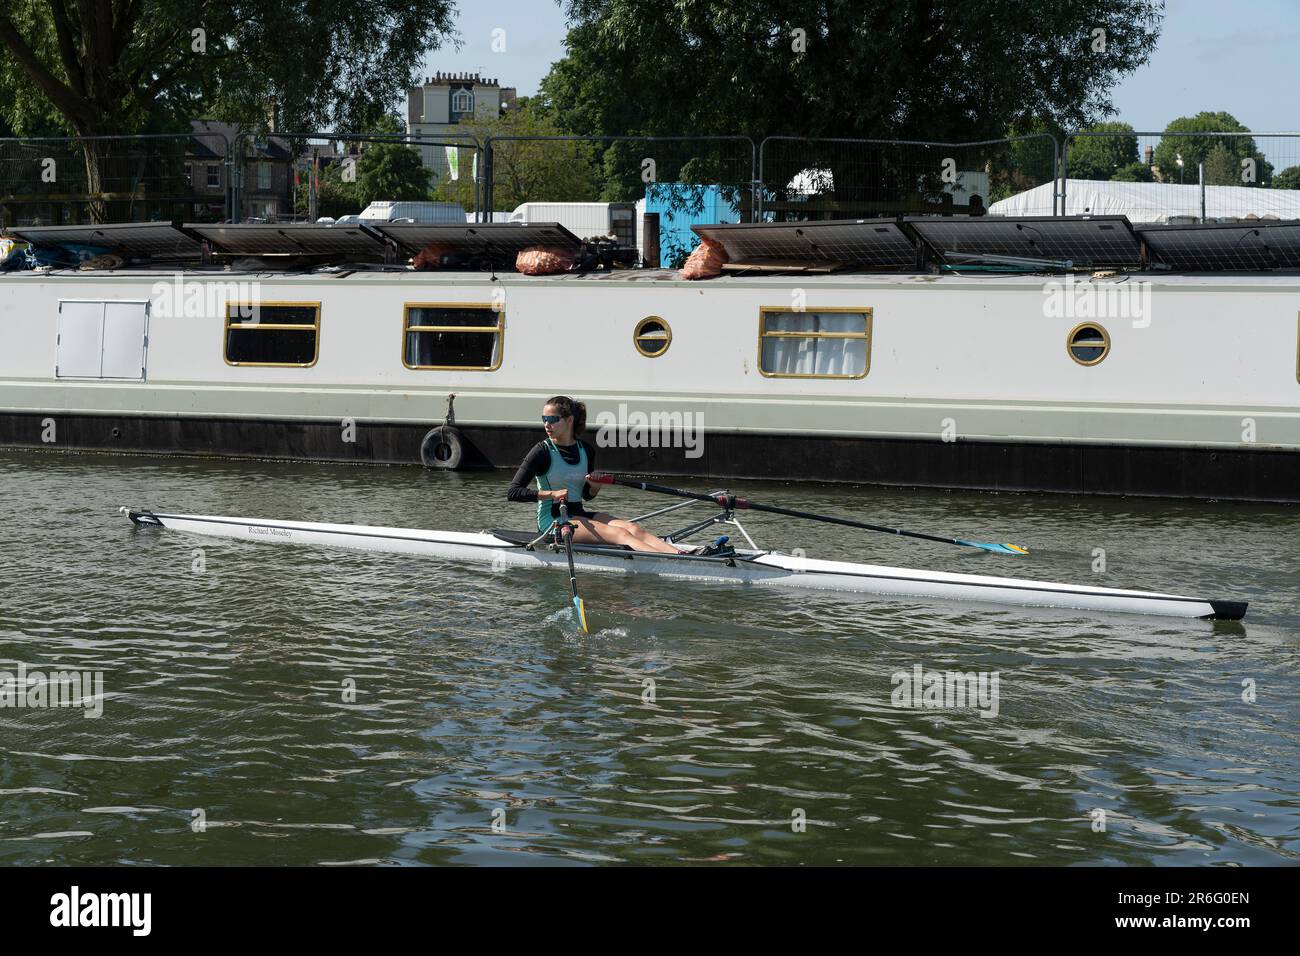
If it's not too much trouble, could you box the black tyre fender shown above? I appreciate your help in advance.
[420,425,465,469]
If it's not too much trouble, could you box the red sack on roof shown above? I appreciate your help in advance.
[679,237,728,280]
[516,246,576,275]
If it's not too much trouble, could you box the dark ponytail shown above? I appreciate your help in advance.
[546,395,587,435]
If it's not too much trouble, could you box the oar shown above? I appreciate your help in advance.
[587,473,1028,556]
[555,500,589,632]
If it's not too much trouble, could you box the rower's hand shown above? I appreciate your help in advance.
[550,488,569,502]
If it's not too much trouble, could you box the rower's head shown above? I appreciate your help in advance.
[542,395,586,444]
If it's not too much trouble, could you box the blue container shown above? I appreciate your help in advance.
[644,184,740,267]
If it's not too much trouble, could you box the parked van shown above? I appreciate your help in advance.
[359,201,465,224]
[508,202,636,246]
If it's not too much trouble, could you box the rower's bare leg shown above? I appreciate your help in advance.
[601,517,683,554]
[569,516,682,554]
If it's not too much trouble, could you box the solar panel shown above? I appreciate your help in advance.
[186,223,390,260]
[6,222,202,260]
[1136,221,1300,271]
[368,222,583,260]
[907,216,1143,268]
[692,219,917,269]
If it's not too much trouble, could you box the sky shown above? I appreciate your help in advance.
[419,0,1298,163]
[1108,0,1299,133]
[417,1,571,96]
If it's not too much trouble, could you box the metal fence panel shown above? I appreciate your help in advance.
[0,132,231,227]
[233,131,482,223]
[1062,130,1300,222]
[759,135,1061,221]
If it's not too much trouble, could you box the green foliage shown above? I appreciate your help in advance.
[1202,144,1243,186]
[1111,162,1154,182]
[0,2,454,221]
[976,121,1063,205]
[545,2,1159,214]
[354,142,432,206]
[1151,112,1274,185]
[1067,122,1140,180]
[548,1,1162,143]
[660,231,698,270]
[0,4,69,135]
[0,1,456,136]
[1271,166,1300,190]
[432,101,602,211]
[293,161,362,219]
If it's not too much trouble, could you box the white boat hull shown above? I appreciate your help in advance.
[122,509,1248,621]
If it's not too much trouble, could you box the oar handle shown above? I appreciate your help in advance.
[556,499,574,538]
[588,473,751,509]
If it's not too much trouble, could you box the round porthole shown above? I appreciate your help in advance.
[634,316,672,357]
[1067,322,1110,366]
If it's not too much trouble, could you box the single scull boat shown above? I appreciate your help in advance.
[121,501,1247,620]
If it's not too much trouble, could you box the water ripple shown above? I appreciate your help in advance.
[0,449,1296,865]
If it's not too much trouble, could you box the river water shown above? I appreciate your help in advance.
[1,447,1296,865]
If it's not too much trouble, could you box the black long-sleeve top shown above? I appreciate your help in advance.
[506,440,598,502]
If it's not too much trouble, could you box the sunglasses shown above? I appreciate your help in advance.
[541,414,566,425]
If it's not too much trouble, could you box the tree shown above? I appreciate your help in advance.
[1271,166,1300,190]
[293,161,361,220]
[433,99,602,212]
[1111,161,1154,182]
[1151,112,1274,186]
[549,1,1159,140]
[546,1,1161,216]
[0,1,455,219]
[1067,122,1140,180]
[355,141,432,206]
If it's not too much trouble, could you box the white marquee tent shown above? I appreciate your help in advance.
[989,179,1300,223]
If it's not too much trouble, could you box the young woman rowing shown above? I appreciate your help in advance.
[506,396,686,554]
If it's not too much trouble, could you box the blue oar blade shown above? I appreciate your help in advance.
[572,596,588,633]
[956,539,1030,555]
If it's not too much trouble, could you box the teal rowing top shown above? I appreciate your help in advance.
[535,439,589,533]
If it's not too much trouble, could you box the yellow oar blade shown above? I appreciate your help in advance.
[573,596,588,633]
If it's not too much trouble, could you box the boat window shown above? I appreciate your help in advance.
[1067,322,1110,366]
[404,304,503,371]
[225,303,320,367]
[634,316,672,357]
[758,308,870,378]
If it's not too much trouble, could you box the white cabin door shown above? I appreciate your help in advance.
[101,302,149,379]
[55,301,104,378]
[56,300,149,380]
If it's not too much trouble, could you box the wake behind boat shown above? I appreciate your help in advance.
[120,498,1248,621]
